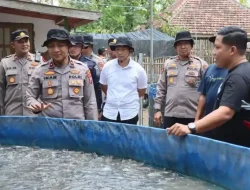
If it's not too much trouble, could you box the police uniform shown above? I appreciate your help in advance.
[0,30,39,116]
[154,55,208,127]
[82,35,103,112]
[25,29,98,120]
[25,57,98,120]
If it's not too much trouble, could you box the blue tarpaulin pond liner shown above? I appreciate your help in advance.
[80,29,176,58]
[0,116,249,190]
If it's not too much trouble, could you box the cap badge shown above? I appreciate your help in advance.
[20,32,26,37]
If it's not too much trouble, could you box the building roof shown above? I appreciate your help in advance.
[154,0,250,36]
[0,0,101,28]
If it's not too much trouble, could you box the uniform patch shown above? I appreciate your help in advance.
[71,80,76,85]
[188,71,196,76]
[77,80,82,85]
[73,87,80,94]
[189,64,197,68]
[170,71,175,76]
[47,88,54,95]
[9,77,15,83]
[70,60,75,67]
[70,69,80,74]
[86,70,92,84]
[169,77,174,84]
[45,71,55,75]
[31,62,39,66]
[171,63,176,67]
[48,81,53,87]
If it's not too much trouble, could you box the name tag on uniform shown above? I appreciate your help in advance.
[31,62,39,67]
[70,69,80,74]
[44,71,55,75]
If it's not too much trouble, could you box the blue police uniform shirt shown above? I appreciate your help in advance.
[80,56,96,70]
[198,63,228,116]
[79,55,102,110]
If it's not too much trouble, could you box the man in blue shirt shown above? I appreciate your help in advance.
[195,35,228,122]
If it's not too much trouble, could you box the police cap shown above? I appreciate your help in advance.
[11,30,30,42]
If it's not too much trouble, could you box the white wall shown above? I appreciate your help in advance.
[0,13,61,52]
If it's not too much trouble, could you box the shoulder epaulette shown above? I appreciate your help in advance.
[74,60,83,65]
[73,59,87,67]
[40,61,49,67]
[4,54,13,59]
[192,56,203,61]
[168,56,177,60]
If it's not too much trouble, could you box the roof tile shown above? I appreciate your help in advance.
[155,0,250,35]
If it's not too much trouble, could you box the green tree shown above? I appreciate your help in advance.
[59,0,180,36]
[240,0,249,6]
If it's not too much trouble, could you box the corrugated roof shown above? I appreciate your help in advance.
[90,29,174,41]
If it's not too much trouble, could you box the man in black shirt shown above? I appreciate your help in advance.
[167,26,250,147]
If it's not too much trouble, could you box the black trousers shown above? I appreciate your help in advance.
[102,112,138,125]
[163,117,194,128]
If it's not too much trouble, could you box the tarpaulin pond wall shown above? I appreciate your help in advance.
[0,116,249,190]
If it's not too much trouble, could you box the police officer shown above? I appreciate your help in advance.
[82,35,103,116]
[107,38,117,61]
[68,34,102,115]
[154,31,208,128]
[0,30,39,116]
[25,29,98,120]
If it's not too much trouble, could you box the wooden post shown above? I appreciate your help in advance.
[64,16,69,31]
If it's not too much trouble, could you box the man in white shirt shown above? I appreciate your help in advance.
[100,37,147,124]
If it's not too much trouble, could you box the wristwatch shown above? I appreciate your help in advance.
[188,123,196,134]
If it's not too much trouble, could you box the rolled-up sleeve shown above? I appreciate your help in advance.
[137,67,147,89]
[100,65,108,85]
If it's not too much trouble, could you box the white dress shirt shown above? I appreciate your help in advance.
[100,58,147,120]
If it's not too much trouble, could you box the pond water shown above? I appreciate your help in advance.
[0,146,224,190]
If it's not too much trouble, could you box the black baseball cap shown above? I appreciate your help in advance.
[11,30,30,42]
[42,29,72,47]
